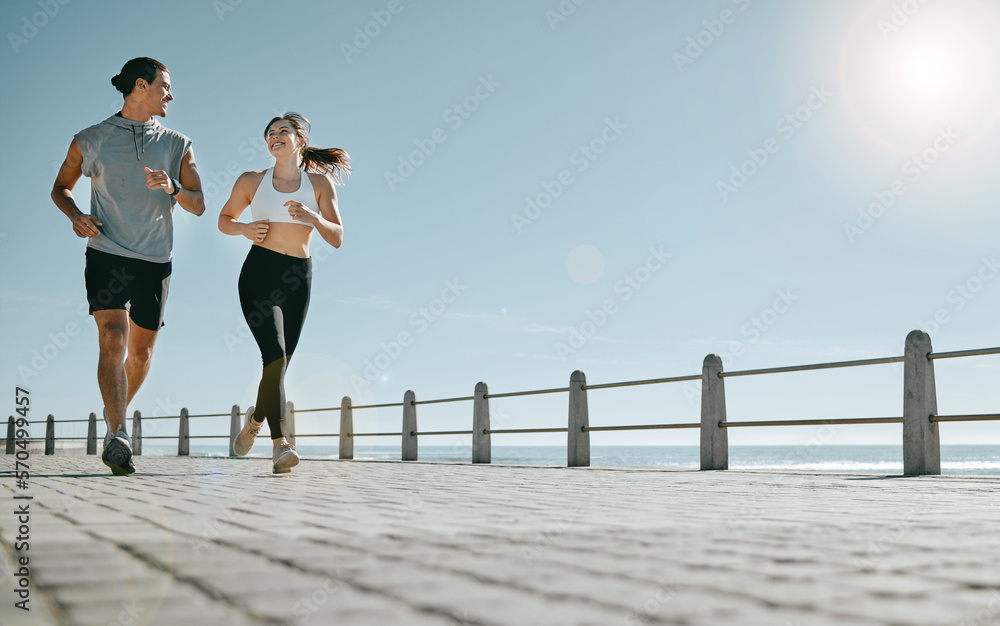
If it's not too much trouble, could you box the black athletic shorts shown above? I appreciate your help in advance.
[85,248,172,331]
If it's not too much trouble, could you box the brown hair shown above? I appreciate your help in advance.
[111,57,167,96]
[265,112,351,184]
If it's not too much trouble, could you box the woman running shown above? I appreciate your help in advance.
[219,112,349,473]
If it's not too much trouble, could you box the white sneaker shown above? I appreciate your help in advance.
[272,440,300,474]
[233,406,263,456]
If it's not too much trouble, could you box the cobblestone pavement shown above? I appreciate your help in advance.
[1,456,999,625]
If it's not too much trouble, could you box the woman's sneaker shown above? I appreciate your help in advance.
[272,440,300,474]
[233,406,263,456]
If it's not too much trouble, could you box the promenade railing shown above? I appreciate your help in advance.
[7,330,998,475]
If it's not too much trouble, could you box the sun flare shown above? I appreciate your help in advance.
[840,0,1000,154]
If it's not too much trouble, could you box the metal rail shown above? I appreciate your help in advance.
[583,423,700,432]
[929,347,1000,360]
[486,427,569,434]
[721,417,903,428]
[720,356,904,378]
[410,430,474,436]
[930,414,1000,423]
[413,396,475,406]
[352,402,404,410]
[293,407,342,414]
[349,432,403,437]
[293,433,342,437]
[583,374,701,391]
[485,387,569,399]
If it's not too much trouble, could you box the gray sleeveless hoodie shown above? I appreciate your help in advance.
[74,114,192,263]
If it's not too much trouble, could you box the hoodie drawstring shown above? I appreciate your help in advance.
[130,124,145,161]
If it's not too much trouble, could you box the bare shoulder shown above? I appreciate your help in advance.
[235,169,267,190]
[307,171,335,190]
[239,169,267,183]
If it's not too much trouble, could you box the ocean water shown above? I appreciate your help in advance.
[139,444,1000,475]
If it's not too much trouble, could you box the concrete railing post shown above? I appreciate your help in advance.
[473,382,491,464]
[283,401,296,448]
[86,412,97,455]
[6,416,14,454]
[229,405,241,457]
[45,414,55,455]
[903,330,941,475]
[568,370,590,467]
[402,390,417,461]
[132,410,142,456]
[700,354,728,470]
[339,396,353,460]
[178,408,190,456]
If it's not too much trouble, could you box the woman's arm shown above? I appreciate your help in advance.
[298,172,343,248]
[219,171,269,242]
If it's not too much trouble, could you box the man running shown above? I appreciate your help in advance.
[50,57,204,475]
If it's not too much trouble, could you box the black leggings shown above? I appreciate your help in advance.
[238,246,312,440]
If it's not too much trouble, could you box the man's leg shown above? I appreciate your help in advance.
[94,309,130,434]
[125,318,159,406]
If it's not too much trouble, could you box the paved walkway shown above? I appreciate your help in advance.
[1,456,999,626]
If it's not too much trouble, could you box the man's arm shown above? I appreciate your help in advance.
[145,147,205,216]
[51,140,102,238]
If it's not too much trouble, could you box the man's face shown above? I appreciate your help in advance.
[140,70,173,117]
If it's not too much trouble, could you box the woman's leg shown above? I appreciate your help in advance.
[238,247,289,440]
[265,257,312,448]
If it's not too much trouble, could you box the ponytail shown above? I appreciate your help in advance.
[301,146,351,184]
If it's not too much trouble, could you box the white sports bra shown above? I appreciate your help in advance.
[249,167,317,224]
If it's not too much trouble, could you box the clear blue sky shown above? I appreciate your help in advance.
[1,0,998,449]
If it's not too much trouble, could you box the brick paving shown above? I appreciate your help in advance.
[1,456,999,625]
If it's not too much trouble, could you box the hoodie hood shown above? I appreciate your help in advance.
[105,114,160,161]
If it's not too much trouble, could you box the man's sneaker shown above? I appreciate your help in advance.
[102,426,135,476]
[233,406,263,456]
[272,440,300,474]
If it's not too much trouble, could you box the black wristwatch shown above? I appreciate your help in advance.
[169,178,182,196]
